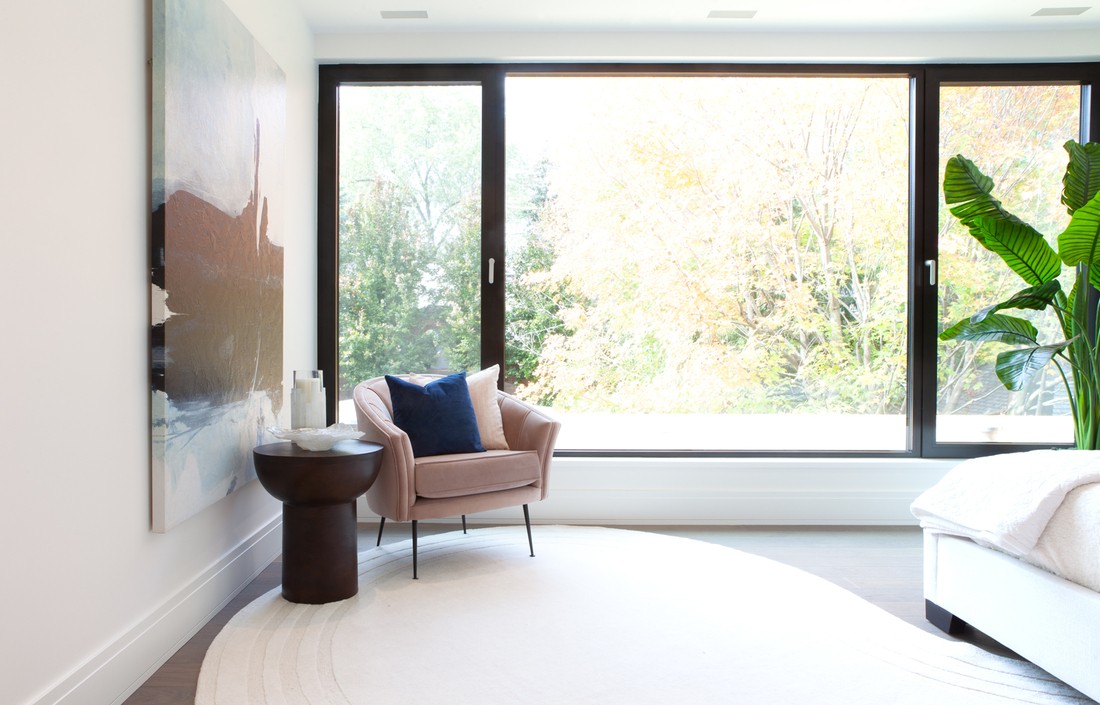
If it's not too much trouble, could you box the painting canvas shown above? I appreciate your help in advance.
[151,0,285,532]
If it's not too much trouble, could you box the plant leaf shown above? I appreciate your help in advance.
[1062,140,1100,215]
[1057,190,1100,289]
[943,155,994,206]
[943,155,1026,235]
[940,313,1039,345]
[972,216,1061,286]
[995,341,1071,391]
[971,280,1062,323]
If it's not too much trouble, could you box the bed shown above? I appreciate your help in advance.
[912,450,1100,703]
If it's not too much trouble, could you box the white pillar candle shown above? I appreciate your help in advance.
[291,371,325,429]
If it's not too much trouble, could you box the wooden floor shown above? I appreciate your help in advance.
[124,524,1007,704]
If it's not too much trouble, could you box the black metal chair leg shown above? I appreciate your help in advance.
[523,504,534,557]
[376,516,386,547]
[412,520,418,579]
[462,514,467,534]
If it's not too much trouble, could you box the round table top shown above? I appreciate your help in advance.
[253,439,383,505]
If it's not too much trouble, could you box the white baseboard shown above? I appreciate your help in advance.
[357,456,960,526]
[31,516,282,705]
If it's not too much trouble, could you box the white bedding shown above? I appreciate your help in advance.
[1025,481,1100,592]
[912,449,1100,592]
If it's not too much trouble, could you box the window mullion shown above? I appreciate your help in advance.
[481,68,506,385]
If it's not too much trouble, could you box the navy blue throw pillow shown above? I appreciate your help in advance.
[385,373,486,458]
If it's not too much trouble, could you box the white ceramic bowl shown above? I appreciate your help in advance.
[267,423,364,451]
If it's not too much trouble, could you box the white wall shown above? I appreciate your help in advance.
[315,29,1100,63]
[0,1,315,704]
[358,457,961,527]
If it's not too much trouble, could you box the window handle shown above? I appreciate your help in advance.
[925,259,936,286]
[488,257,496,285]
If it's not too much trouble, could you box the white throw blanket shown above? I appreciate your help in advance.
[911,449,1100,557]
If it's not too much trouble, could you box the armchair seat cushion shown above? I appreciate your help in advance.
[415,449,542,499]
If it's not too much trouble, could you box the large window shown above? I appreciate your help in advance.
[504,75,910,451]
[319,63,1100,457]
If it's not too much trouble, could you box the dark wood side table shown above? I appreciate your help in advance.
[253,439,383,604]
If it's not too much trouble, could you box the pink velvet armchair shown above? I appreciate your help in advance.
[352,372,560,578]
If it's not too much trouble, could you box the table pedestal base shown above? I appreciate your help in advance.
[281,502,358,604]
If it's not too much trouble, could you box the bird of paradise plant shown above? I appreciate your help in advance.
[940,140,1100,449]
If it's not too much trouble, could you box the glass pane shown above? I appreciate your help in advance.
[336,85,481,423]
[936,85,1080,445]
[505,76,911,451]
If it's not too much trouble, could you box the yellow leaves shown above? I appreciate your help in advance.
[506,75,911,414]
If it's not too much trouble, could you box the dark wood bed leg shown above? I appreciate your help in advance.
[926,600,966,635]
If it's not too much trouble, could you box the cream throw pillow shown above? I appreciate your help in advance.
[408,366,509,450]
[465,365,509,450]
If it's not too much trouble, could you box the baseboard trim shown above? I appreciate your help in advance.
[30,516,282,705]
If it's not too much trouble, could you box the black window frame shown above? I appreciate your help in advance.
[318,61,1100,459]
[918,64,1100,457]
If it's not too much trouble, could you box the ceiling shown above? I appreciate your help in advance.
[296,1,1098,35]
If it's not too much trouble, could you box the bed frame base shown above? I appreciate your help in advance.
[924,599,966,635]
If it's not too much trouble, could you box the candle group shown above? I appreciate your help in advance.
[291,370,327,429]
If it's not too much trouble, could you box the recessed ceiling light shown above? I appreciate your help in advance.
[707,10,757,19]
[1032,6,1090,15]
[380,10,429,19]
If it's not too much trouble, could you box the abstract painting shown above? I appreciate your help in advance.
[151,0,285,532]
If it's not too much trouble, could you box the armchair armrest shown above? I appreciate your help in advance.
[353,381,416,521]
[499,393,561,494]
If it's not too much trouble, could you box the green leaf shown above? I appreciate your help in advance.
[1062,140,1100,215]
[940,313,1039,345]
[943,155,994,205]
[943,155,1024,235]
[1057,191,1100,289]
[971,280,1062,323]
[972,216,1061,286]
[995,342,1071,391]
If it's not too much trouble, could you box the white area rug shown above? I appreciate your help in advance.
[196,526,1093,704]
